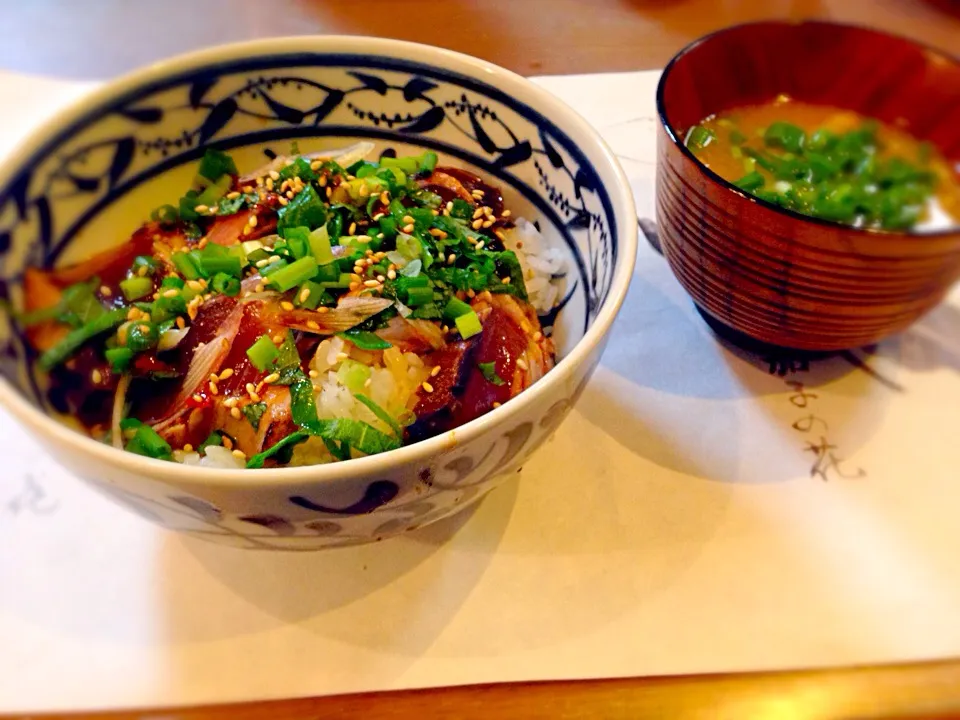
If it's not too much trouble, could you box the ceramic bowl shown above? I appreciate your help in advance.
[0,37,636,549]
[656,21,960,351]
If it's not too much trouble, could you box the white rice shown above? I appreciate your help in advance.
[174,217,565,468]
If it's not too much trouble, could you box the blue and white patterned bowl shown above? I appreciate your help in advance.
[0,37,636,549]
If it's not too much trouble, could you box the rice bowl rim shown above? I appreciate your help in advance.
[0,35,638,488]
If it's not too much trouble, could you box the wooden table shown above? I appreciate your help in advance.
[2,1,960,718]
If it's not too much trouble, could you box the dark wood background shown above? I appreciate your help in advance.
[2,0,959,717]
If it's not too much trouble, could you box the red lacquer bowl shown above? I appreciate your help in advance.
[655,21,960,351]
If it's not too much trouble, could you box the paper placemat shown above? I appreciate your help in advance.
[2,69,960,713]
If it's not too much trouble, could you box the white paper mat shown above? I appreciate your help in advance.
[3,69,960,713]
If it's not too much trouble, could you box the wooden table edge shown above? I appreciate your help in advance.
[10,658,960,719]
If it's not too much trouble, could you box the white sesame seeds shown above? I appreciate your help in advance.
[91,369,103,384]
[363,279,380,288]
[221,435,234,450]
[183,444,194,453]
[447,253,456,264]
[516,357,528,371]
[162,288,179,298]
[255,258,271,268]
[299,287,311,303]
[421,381,434,393]
[208,380,219,395]
[387,269,397,280]
[176,317,186,329]
[268,170,280,181]
[501,276,511,284]
[230,407,243,421]
[471,189,485,199]
[472,207,484,220]
[306,320,320,330]
[431,365,441,377]
[280,301,295,311]
[471,219,484,230]
[336,352,349,362]
[194,204,209,213]
[311,160,323,171]
[226,191,241,200]
[316,306,330,314]
[219,368,234,380]
[475,240,485,251]
[533,331,543,342]
[278,197,289,206]
[318,174,328,187]
[349,282,360,292]
[223,397,239,408]
[265,178,274,191]
[248,214,258,228]
[380,190,390,205]
[402,223,415,234]
[100,285,112,297]
[348,222,357,235]
[308,369,320,378]
[492,401,501,408]
[376,274,386,283]
[232,449,246,460]
[263,372,281,385]
[364,377,373,388]
[482,220,494,228]
[192,393,204,404]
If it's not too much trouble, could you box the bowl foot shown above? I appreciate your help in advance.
[693,303,832,359]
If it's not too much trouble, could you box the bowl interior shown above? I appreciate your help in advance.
[660,21,960,165]
[0,41,623,423]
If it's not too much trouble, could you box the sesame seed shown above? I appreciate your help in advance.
[241,186,254,194]
[353,265,365,275]
[232,449,247,460]
[467,289,476,298]
[364,377,373,388]
[311,160,323,171]
[226,191,241,200]
[476,240,485,251]
[91,369,103,384]
[230,407,243,421]
[163,288,179,298]
[192,393,204,404]
[223,397,239,408]
[306,320,320,330]
[377,233,384,240]
[493,401,501,408]
[318,174,328,187]
[221,435,234,450]
[256,176,265,187]
[100,285,112,297]
[482,220,494,228]
[285,190,295,199]
[372,212,384,221]
[268,170,280,181]
[350,273,363,283]
[263,372,280,384]
[471,219,484,230]
[380,191,390,205]
[219,368,234,380]
[208,381,219,395]
[359,184,371,198]
[431,365,441,377]
[387,269,397,280]
[280,301,295,311]
[446,201,454,212]
[309,369,320,378]
[246,382,256,394]
[363,279,380,288]
[272,334,284,344]
[278,197,289,206]
[501,276,511,284]
[326,187,333,199]
[248,214,258,228]
[400,215,413,225]
[422,381,434,393]
[209,373,220,383]
[533,331,543,342]
[349,282,360,291]
[126,308,139,321]
[483,206,494,217]
[516,358,528,371]
[497,231,509,243]
[265,178,274,191]
[255,258,270,268]
[137,266,148,277]
[472,208,484,220]
[187,280,204,291]
[376,274,385,282]
[317,306,330,314]
[447,253,456,264]
[255,283,265,293]
[472,189,485,198]
[176,317,185,329]
[402,223,415,234]
[299,287,311,303]
[336,352,349,362]
[348,222,357,235]
[194,204,209,213]
[242,226,252,236]
[280,180,290,193]
[183,444,194,453]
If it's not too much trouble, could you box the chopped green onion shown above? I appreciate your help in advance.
[172,252,202,280]
[404,285,434,307]
[455,310,483,339]
[125,321,159,353]
[105,347,134,373]
[442,296,473,323]
[266,256,318,293]
[119,276,154,302]
[151,204,179,226]
[211,272,241,296]
[764,122,806,154]
[161,275,185,290]
[38,308,127,371]
[336,359,372,393]
[125,424,173,460]
[337,330,392,350]
[62,281,107,324]
[199,431,223,453]
[278,184,327,234]
[685,125,715,151]
[295,280,325,310]
[18,305,62,327]
[309,225,335,265]
[478,361,506,386]
[246,334,279,371]
[734,171,765,192]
